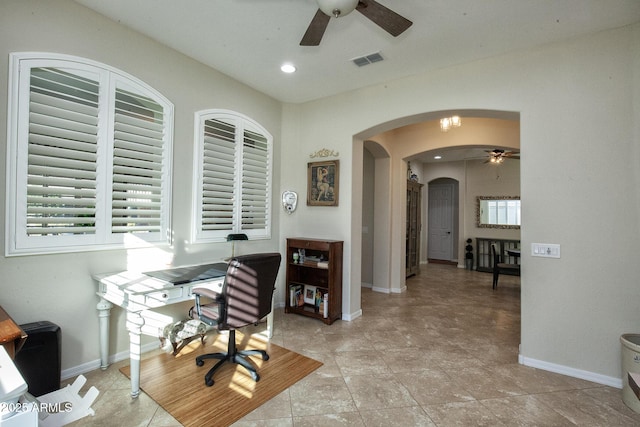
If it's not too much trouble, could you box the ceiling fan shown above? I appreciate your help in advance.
[485,149,520,164]
[300,0,413,46]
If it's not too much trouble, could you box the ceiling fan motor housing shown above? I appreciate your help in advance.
[318,0,359,17]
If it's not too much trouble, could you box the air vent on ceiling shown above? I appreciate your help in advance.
[351,52,384,67]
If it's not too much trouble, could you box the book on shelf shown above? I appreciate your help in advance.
[299,260,329,268]
[289,283,304,307]
[323,293,328,318]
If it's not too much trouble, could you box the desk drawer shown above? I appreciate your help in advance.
[144,287,184,305]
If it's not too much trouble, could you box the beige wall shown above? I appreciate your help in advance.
[2,0,639,387]
[0,1,282,374]
[281,24,640,385]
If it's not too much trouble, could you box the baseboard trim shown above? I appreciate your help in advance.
[519,354,622,389]
[61,341,159,381]
[343,309,362,321]
[427,259,458,266]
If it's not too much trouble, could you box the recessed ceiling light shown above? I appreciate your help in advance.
[434,155,442,160]
[281,64,296,73]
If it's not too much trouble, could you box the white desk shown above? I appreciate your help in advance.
[95,264,227,398]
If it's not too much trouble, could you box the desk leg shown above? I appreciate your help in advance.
[266,295,274,339]
[126,311,144,398]
[96,298,112,370]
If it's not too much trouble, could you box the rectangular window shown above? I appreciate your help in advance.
[6,53,173,255]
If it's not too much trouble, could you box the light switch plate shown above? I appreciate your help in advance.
[531,243,560,258]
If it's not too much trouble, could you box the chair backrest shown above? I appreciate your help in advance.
[221,253,281,329]
[491,244,499,266]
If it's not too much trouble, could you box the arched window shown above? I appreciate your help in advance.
[193,110,272,242]
[6,53,173,255]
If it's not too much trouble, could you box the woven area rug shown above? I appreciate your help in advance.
[120,331,322,427]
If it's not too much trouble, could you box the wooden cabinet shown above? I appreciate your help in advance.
[406,180,423,277]
[475,238,520,272]
[0,306,27,359]
[285,238,343,325]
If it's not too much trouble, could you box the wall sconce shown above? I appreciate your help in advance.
[440,116,462,132]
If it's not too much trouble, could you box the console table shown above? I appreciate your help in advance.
[94,262,276,398]
[475,238,520,272]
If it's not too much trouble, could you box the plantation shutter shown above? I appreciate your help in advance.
[201,118,237,233]
[194,111,272,242]
[8,53,174,255]
[111,85,167,234]
[240,127,269,232]
[25,67,100,238]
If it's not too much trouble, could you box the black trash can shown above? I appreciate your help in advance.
[14,321,61,397]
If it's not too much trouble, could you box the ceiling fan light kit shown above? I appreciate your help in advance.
[485,149,520,164]
[318,0,359,18]
[301,0,413,46]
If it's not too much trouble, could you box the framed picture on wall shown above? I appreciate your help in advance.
[307,160,339,206]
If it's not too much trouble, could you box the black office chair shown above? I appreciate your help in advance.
[192,253,281,387]
[491,244,520,290]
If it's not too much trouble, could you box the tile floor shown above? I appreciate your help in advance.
[67,263,640,426]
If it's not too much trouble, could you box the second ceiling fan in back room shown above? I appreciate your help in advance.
[300,0,412,46]
[485,149,520,164]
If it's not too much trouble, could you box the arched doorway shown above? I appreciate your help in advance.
[356,111,520,298]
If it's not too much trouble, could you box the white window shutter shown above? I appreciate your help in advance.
[23,67,100,244]
[198,117,237,238]
[111,85,167,235]
[193,111,272,242]
[7,53,174,255]
[240,127,270,232]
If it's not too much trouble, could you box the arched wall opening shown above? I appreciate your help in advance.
[356,109,520,298]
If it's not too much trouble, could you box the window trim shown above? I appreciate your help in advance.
[192,109,273,243]
[6,52,174,256]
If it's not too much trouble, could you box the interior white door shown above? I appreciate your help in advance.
[427,183,454,261]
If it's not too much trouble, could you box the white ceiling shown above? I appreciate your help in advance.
[74,0,640,104]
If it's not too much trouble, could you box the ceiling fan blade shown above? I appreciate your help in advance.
[356,0,412,37]
[300,9,331,46]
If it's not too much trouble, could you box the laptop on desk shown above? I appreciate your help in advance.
[144,262,228,285]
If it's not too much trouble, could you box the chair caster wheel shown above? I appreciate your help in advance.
[253,373,260,382]
[263,354,269,361]
[205,378,214,387]
[196,359,204,366]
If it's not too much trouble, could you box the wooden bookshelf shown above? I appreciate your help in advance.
[285,238,343,325]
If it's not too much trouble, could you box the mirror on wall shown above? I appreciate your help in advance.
[477,196,521,229]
